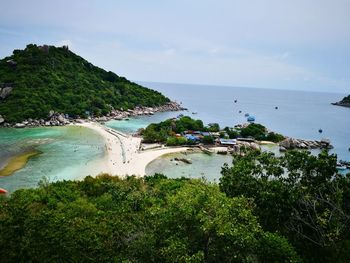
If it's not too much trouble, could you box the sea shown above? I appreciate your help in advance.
[1,82,349,192]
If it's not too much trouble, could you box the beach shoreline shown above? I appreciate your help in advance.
[76,122,188,177]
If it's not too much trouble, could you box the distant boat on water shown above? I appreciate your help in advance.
[336,164,347,170]
[318,129,323,133]
[0,188,8,194]
[275,106,278,109]
[192,112,197,114]
[234,99,237,103]
[244,113,249,117]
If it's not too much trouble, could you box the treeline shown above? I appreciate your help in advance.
[1,150,349,262]
[220,150,350,262]
[0,175,299,262]
[0,44,170,123]
[141,116,284,144]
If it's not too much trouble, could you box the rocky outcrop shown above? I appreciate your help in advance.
[332,102,350,108]
[2,101,185,128]
[174,157,192,164]
[332,95,350,108]
[279,137,333,150]
[93,101,186,123]
[0,86,13,99]
[4,112,71,128]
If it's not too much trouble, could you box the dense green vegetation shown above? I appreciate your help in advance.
[142,116,284,145]
[141,116,211,144]
[220,150,350,262]
[0,175,299,262]
[238,123,285,142]
[1,149,348,262]
[0,44,170,123]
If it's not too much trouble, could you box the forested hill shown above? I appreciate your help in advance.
[0,44,170,123]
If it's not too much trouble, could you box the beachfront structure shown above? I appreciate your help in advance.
[184,134,200,141]
[219,138,237,146]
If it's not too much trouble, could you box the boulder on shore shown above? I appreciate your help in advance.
[279,137,332,150]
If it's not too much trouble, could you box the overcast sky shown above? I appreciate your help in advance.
[0,0,349,93]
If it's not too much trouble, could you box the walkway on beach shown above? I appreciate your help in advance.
[77,121,188,176]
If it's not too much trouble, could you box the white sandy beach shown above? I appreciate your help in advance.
[77,122,188,177]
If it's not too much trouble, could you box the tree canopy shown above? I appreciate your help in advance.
[220,149,350,262]
[0,175,299,262]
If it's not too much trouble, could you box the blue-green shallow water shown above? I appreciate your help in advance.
[146,152,233,182]
[0,126,105,193]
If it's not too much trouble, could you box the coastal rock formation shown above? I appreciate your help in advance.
[6,111,71,128]
[4,102,184,128]
[174,157,192,164]
[332,95,350,108]
[93,101,186,123]
[279,137,333,150]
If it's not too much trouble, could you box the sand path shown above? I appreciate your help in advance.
[77,122,188,177]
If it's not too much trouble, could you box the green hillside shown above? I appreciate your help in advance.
[0,44,170,123]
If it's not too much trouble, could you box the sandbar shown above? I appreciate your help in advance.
[76,122,188,177]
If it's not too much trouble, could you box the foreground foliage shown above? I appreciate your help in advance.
[0,175,299,262]
[220,150,350,262]
[0,44,169,123]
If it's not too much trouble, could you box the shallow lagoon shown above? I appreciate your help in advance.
[0,126,105,192]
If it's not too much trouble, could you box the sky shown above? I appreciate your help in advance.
[0,0,349,93]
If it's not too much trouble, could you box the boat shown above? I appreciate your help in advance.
[244,113,249,117]
[247,116,255,122]
[234,99,237,103]
[275,106,278,109]
[318,129,323,133]
[238,110,242,113]
[336,164,347,170]
[0,188,8,195]
[192,112,197,115]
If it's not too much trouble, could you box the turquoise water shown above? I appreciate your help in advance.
[0,126,105,192]
[146,152,233,182]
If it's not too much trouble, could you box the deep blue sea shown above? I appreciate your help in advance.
[140,82,350,162]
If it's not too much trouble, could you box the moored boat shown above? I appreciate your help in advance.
[0,188,8,194]
[336,164,347,170]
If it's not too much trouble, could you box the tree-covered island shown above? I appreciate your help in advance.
[0,44,177,125]
[332,95,350,108]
